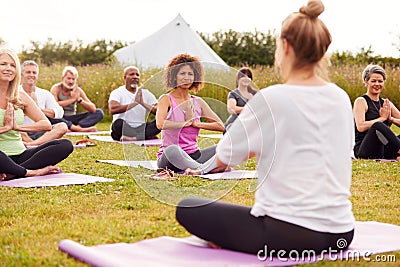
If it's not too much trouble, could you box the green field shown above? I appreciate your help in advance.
[1,63,400,266]
[0,121,399,266]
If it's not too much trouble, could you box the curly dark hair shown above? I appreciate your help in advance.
[164,53,204,93]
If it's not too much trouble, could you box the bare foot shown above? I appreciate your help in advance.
[120,135,137,141]
[184,168,201,175]
[71,125,98,132]
[0,173,6,181]
[208,241,221,249]
[25,166,61,177]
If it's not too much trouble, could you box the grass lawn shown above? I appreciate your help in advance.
[1,121,399,266]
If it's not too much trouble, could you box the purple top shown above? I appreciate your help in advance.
[157,94,202,158]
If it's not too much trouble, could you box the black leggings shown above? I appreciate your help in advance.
[355,122,400,159]
[176,198,354,256]
[0,139,73,178]
[111,119,160,141]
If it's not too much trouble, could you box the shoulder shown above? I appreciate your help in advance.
[354,96,367,106]
[50,83,61,91]
[110,86,125,94]
[228,89,239,97]
[158,93,170,102]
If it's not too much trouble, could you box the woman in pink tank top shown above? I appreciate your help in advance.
[155,54,225,175]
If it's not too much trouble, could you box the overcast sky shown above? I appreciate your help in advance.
[3,0,400,57]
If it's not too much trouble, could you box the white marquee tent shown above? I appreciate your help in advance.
[113,14,228,69]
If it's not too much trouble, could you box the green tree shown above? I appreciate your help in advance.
[20,38,126,66]
[200,29,276,66]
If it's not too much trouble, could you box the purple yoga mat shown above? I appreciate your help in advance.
[0,173,114,188]
[58,221,400,267]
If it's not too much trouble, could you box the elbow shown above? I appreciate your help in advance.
[156,122,163,130]
[44,121,52,131]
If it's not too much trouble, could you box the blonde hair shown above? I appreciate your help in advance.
[0,46,23,109]
[280,0,331,69]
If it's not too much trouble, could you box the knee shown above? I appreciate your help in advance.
[60,139,74,154]
[371,121,387,130]
[164,144,181,154]
[112,119,124,129]
[176,198,193,225]
[53,123,68,137]
[95,108,104,119]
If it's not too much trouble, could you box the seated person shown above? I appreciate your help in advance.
[176,0,354,256]
[19,60,67,146]
[108,66,160,141]
[0,48,73,180]
[353,64,400,160]
[50,66,104,132]
[224,67,257,133]
[155,53,226,176]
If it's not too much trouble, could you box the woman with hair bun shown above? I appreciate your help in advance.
[176,0,355,256]
[353,64,400,160]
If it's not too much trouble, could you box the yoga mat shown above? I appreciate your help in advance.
[96,160,158,170]
[198,170,257,180]
[0,173,114,188]
[88,135,162,146]
[198,133,223,139]
[65,131,111,136]
[58,221,400,267]
[27,144,86,149]
[96,160,255,179]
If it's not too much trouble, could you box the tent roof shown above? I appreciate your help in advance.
[113,14,228,69]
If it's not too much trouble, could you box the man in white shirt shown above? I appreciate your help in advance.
[108,66,160,141]
[19,60,68,146]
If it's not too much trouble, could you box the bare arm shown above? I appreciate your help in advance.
[15,91,51,133]
[192,97,224,132]
[353,97,388,132]
[77,88,97,113]
[227,98,244,115]
[41,108,55,118]
[50,84,78,108]
[156,94,191,130]
[389,100,400,127]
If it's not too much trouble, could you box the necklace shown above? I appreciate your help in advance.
[371,98,381,113]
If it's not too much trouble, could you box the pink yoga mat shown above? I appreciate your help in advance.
[0,173,114,188]
[58,221,400,267]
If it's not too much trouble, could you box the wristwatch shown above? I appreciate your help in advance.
[78,98,83,103]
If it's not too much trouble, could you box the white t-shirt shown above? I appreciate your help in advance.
[108,86,157,128]
[217,83,355,233]
[19,85,64,125]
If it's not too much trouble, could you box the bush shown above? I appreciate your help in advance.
[35,63,400,121]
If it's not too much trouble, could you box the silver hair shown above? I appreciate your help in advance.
[362,64,386,82]
[62,66,79,78]
[21,60,39,72]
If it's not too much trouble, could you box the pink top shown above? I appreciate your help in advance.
[157,94,202,158]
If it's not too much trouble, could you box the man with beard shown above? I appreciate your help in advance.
[108,66,159,141]
[50,66,104,132]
